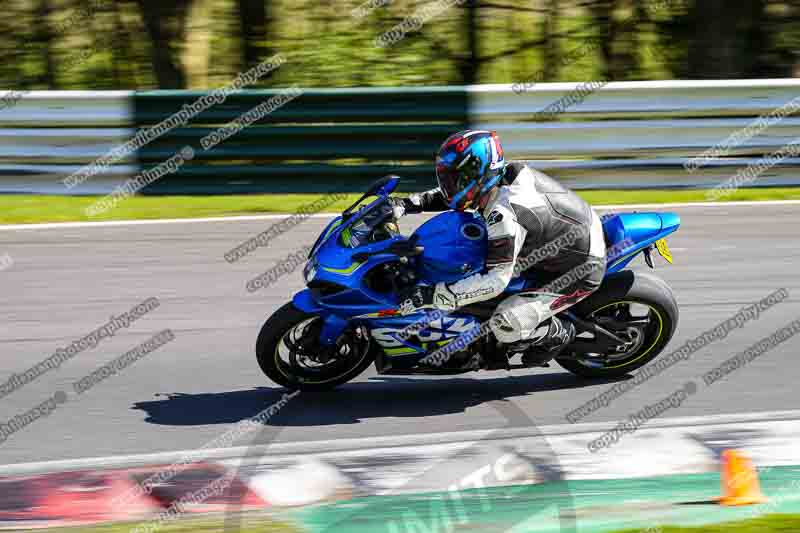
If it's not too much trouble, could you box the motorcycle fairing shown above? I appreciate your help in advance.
[293,202,680,353]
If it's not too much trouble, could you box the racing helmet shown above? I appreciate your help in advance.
[435,130,507,210]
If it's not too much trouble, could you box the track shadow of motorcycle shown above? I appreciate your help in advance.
[131,372,622,427]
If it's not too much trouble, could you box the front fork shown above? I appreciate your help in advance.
[292,290,350,347]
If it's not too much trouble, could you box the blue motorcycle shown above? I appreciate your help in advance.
[256,176,681,391]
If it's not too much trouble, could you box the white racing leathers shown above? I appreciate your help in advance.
[411,163,607,344]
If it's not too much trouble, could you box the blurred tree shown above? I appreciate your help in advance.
[236,0,271,71]
[134,0,197,88]
[541,0,561,79]
[460,0,479,85]
[686,0,772,78]
[111,1,139,88]
[34,0,57,88]
[589,0,643,80]
[471,1,548,84]
[6,0,800,90]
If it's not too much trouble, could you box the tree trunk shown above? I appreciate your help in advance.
[590,0,644,81]
[459,0,479,85]
[589,0,616,80]
[541,0,560,80]
[34,0,57,88]
[236,0,271,72]
[687,0,768,79]
[112,1,125,88]
[134,0,193,88]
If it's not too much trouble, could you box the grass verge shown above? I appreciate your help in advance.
[42,512,800,533]
[612,513,800,532]
[1,188,800,225]
[46,515,300,533]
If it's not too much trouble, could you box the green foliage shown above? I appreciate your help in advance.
[3,188,800,224]
[612,514,800,532]
[46,515,300,533]
[2,0,800,90]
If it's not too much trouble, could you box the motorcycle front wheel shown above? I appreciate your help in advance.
[256,303,374,391]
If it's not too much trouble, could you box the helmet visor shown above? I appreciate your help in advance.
[436,159,482,210]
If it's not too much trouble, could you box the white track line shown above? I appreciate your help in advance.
[0,213,328,231]
[2,409,800,476]
[0,199,799,231]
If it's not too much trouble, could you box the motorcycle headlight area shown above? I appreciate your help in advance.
[303,260,318,283]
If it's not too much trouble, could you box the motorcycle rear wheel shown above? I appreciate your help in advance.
[556,270,679,379]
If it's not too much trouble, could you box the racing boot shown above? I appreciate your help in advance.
[521,316,576,367]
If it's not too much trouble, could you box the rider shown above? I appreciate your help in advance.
[394,130,607,365]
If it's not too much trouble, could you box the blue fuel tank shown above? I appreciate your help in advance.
[411,211,488,284]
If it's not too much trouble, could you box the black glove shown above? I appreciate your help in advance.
[397,285,435,314]
[397,284,458,314]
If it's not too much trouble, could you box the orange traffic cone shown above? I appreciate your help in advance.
[718,449,768,506]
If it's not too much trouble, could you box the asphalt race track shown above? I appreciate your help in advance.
[1,203,799,466]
